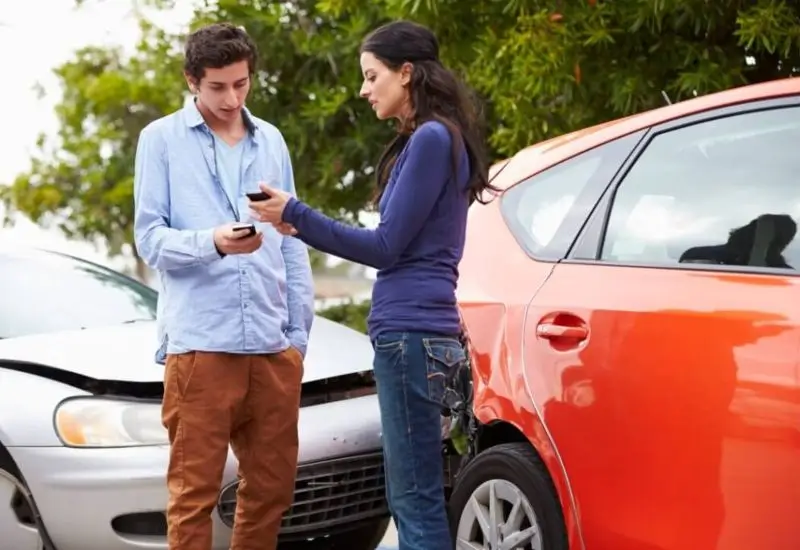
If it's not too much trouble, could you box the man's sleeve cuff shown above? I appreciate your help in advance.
[198,228,224,262]
[286,328,308,357]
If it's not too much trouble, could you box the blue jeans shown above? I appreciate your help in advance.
[372,331,466,550]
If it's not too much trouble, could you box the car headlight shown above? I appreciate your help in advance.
[54,398,168,447]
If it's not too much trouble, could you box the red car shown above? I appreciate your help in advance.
[448,78,800,550]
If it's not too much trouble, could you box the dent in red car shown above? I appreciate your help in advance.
[458,198,584,549]
[457,78,800,550]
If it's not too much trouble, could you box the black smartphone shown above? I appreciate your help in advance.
[246,191,273,202]
[231,223,257,237]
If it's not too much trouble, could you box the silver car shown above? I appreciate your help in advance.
[0,246,389,550]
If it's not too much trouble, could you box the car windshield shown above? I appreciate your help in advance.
[0,251,158,339]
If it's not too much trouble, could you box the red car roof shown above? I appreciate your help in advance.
[491,77,800,190]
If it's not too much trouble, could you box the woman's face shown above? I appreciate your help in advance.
[359,52,411,121]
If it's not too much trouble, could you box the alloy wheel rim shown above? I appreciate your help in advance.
[456,478,542,550]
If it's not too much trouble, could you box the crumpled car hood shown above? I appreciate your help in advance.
[0,316,374,383]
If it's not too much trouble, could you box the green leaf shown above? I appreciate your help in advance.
[8,0,800,279]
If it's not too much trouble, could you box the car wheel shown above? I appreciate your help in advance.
[0,469,45,549]
[448,443,567,550]
[280,517,390,550]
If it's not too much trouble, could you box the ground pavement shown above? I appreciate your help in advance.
[378,520,398,549]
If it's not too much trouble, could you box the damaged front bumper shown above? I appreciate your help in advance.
[10,392,385,550]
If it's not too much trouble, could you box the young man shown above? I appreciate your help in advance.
[133,23,314,550]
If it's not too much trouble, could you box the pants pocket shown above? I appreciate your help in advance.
[282,346,305,382]
[285,345,303,366]
[373,332,406,352]
[165,352,199,401]
[423,337,466,406]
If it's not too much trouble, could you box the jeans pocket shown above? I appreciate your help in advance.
[374,332,406,351]
[423,337,467,406]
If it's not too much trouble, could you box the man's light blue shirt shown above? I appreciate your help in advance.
[133,97,314,363]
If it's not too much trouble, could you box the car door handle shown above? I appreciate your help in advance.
[536,323,588,340]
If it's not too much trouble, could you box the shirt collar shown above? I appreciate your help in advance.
[182,95,257,136]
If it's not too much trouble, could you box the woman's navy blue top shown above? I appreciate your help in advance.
[282,120,471,340]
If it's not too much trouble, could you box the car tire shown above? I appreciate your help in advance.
[0,467,47,550]
[447,442,568,550]
[280,517,390,550]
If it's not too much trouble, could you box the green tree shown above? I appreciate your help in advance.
[2,0,393,281]
[0,18,184,280]
[317,299,372,333]
[326,0,800,157]
[3,0,799,288]
[195,0,395,216]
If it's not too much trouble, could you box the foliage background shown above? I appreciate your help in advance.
[3,0,799,331]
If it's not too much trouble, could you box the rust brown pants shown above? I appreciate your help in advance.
[162,349,303,550]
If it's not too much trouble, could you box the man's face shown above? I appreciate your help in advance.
[187,60,251,123]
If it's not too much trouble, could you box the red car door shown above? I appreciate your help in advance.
[522,98,800,550]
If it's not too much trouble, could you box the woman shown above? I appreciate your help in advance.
[250,20,495,550]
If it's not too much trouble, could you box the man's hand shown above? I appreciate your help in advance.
[213,223,263,256]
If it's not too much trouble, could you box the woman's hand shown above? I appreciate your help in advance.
[274,222,298,236]
[248,183,292,225]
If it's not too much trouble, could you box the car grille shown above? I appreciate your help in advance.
[217,451,389,538]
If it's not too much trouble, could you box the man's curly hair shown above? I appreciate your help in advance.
[184,23,258,82]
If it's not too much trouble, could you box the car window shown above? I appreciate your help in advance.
[601,107,800,271]
[501,132,642,260]
[0,252,158,339]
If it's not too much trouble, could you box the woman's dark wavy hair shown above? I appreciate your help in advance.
[361,20,497,205]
